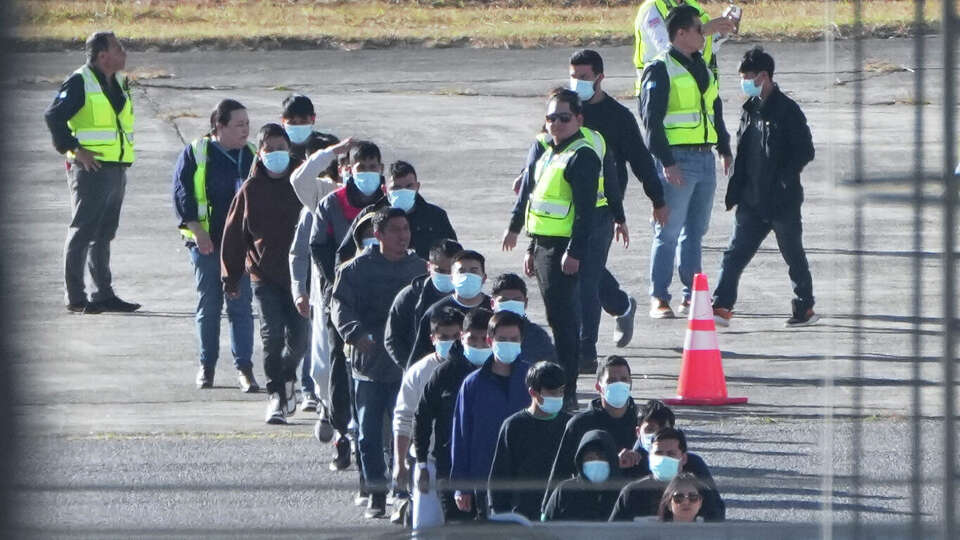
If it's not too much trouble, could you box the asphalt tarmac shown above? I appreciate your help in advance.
[4,36,958,536]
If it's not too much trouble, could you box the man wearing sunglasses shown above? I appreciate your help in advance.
[608,428,725,521]
[502,88,606,411]
[640,5,733,319]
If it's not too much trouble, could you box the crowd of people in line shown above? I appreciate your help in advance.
[44,0,830,527]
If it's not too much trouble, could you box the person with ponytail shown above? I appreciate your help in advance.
[173,99,257,392]
[221,123,308,425]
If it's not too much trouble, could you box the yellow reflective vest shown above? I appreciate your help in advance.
[633,0,713,95]
[660,52,719,146]
[181,137,257,241]
[65,65,135,164]
[526,127,607,238]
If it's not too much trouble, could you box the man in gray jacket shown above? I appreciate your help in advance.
[331,207,428,518]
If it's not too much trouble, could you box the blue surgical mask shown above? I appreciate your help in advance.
[649,453,681,482]
[570,77,596,102]
[431,272,454,294]
[640,430,656,452]
[453,272,483,298]
[352,171,381,196]
[261,151,290,174]
[603,381,631,409]
[492,341,521,364]
[463,345,491,366]
[495,300,526,317]
[539,395,563,415]
[284,123,312,144]
[582,460,610,483]
[434,340,454,360]
[741,77,763,98]
[361,237,379,249]
[388,189,416,212]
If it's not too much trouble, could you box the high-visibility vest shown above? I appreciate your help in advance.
[633,0,714,95]
[65,65,135,163]
[526,127,607,238]
[181,137,257,241]
[661,52,719,146]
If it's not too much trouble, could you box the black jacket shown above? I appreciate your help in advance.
[487,409,572,520]
[724,85,815,217]
[336,193,457,264]
[608,471,726,522]
[413,345,479,479]
[543,397,639,513]
[542,429,623,521]
[384,273,448,369]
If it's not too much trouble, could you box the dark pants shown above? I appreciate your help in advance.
[579,209,631,361]
[354,379,401,495]
[712,204,815,312]
[63,163,127,304]
[532,236,580,401]
[326,312,352,433]
[252,281,308,395]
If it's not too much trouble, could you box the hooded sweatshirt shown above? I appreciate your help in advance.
[542,429,623,521]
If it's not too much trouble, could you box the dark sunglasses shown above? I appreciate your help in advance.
[545,113,574,123]
[671,491,702,503]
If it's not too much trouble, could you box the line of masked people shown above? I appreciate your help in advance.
[171,93,570,518]
[399,343,726,528]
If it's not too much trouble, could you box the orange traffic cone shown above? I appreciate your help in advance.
[663,273,747,406]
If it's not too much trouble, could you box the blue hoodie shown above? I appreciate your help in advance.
[450,358,531,487]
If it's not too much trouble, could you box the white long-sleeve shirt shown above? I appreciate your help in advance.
[393,352,443,445]
[290,148,338,212]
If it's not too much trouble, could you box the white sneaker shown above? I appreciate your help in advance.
[265,393,286,425]
[284,380,297,416]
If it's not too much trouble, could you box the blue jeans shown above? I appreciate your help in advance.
[354,378,401,495]
[188,246,253,371]
[252,281,309,395]
[649,149,717,302]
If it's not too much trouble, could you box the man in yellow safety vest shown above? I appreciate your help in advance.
[44,31,140,314]
[639,6,733,319]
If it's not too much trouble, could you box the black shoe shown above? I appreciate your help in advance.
[82,301,104,314]
[196,367,214,389]
[66,301,88,313]
[578,355,598,375]
[329,434,351,471]
[88,296,141,313]
[614,296,637,347]
[364,493,387,519]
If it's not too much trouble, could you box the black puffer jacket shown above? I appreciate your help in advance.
[724,85,815,217]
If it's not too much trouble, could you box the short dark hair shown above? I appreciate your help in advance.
[430,306,465,334]
[739,46,775,78]
[657,473,706,522]
[305,132,339,155]
[491,273,527,298]
[652,427,688,453]
[463,307,493,333]
[349,140,381,165]
[488,310,526,339]
[282,94,315,119]
[666,5,702,42]
[526,361,566,392]
[429,239,463,265]
[548,87,582,115]
[256,122,290,149]
[389,160,417,180]
[372,207,407,234]
[452,250,486,274]
[209,99,246,135]
[598,354,631,381]
[85,31,116,64]
[639,400,676,429]
[570,49,604,75]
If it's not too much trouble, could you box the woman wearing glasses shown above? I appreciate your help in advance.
[657,472,707,522]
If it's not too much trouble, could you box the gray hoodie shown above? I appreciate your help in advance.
[331,247,427,383]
